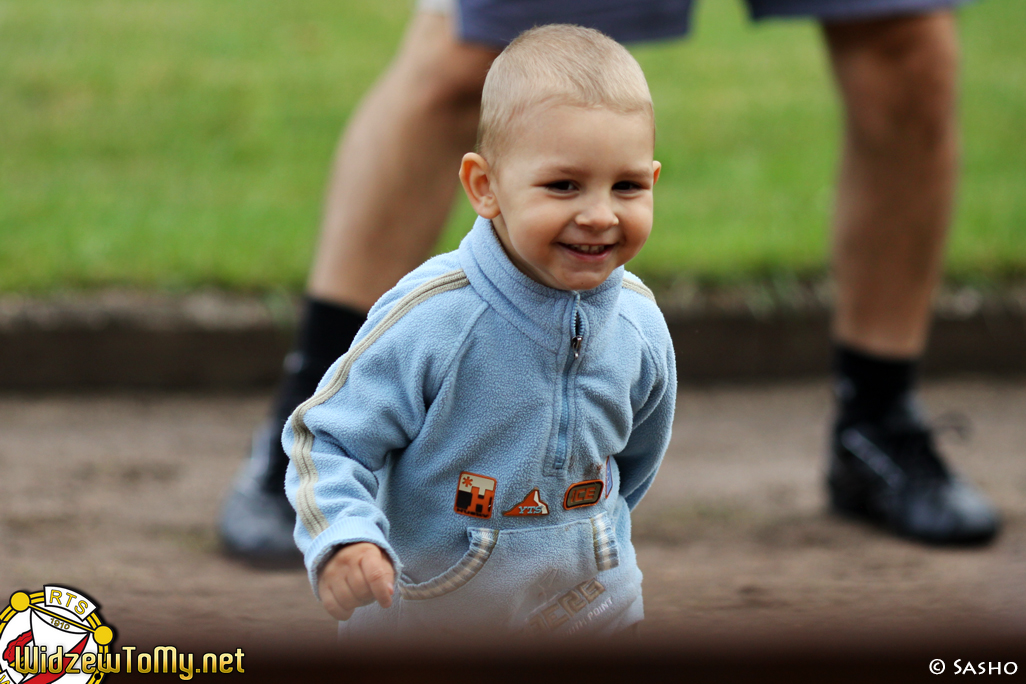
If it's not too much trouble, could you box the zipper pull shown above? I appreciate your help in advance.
[570,297,583,360]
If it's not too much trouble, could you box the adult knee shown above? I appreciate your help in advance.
[414,46,493,115]
[829,13,959,153]
[391,14,496,118]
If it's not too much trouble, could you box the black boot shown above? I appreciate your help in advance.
[219,298,366,567]
[827,345,999,545]
[220,420,303,567]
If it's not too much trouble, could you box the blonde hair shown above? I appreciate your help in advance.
[478,24,654,161]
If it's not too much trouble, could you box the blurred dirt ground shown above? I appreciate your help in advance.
[1,379,1023,654]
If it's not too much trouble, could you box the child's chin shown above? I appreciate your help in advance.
[558,271,610,291]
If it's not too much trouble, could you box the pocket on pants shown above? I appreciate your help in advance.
[393,511,620,634]
[398,527,499,601]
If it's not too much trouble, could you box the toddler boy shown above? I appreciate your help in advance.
[284,24,675,638]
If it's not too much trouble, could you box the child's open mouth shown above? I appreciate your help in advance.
[562,243,613,256]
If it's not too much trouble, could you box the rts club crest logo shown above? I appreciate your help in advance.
[0,585,115,684]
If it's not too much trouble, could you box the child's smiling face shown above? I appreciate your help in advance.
[461,103,660,292]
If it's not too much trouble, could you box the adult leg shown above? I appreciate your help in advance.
[219,10,499,566]
[827,11,956,356]
[823,12,997,543]
[309,12,499,310]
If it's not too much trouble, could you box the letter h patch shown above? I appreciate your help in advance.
[454,471,497,519]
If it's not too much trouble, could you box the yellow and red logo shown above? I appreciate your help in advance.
[0,586,115,684]
[1,585,246,680]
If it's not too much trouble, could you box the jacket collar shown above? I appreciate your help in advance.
[458,216,623,354]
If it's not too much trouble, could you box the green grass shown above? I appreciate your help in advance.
[1,0,1023,293]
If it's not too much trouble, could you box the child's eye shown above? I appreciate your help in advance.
[546,181,576,192]
[613,181,642,192]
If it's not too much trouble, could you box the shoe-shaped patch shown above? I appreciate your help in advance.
[454,471,497,519]
[564,480,603,510]
[503,488,550,516]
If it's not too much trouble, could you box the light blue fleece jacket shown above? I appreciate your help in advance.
[284,217,676,638]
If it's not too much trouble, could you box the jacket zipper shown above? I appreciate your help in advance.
[571,315,583,359]
[554,295,582,470]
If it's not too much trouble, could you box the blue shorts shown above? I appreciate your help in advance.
[426,0,966,47]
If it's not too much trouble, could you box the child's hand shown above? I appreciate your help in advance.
[317,542,395,621]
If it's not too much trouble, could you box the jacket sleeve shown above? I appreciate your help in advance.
[614,327,676,510]
[282,306,450,595]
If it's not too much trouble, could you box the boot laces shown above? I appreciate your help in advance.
[886,411,971,483]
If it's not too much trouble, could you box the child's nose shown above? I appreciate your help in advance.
[575,198,619,229]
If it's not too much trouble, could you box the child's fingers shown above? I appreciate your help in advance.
[315,543,393,620]
[320,583,356,622]
[361,554,395,609]
[343,567,375,606]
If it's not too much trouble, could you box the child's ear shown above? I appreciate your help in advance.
[652,160,662,185]
[460,153,500,219]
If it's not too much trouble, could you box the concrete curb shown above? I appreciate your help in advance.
[0,291,294,390]
[668,310,1026,382]
[1,288,1024,390]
